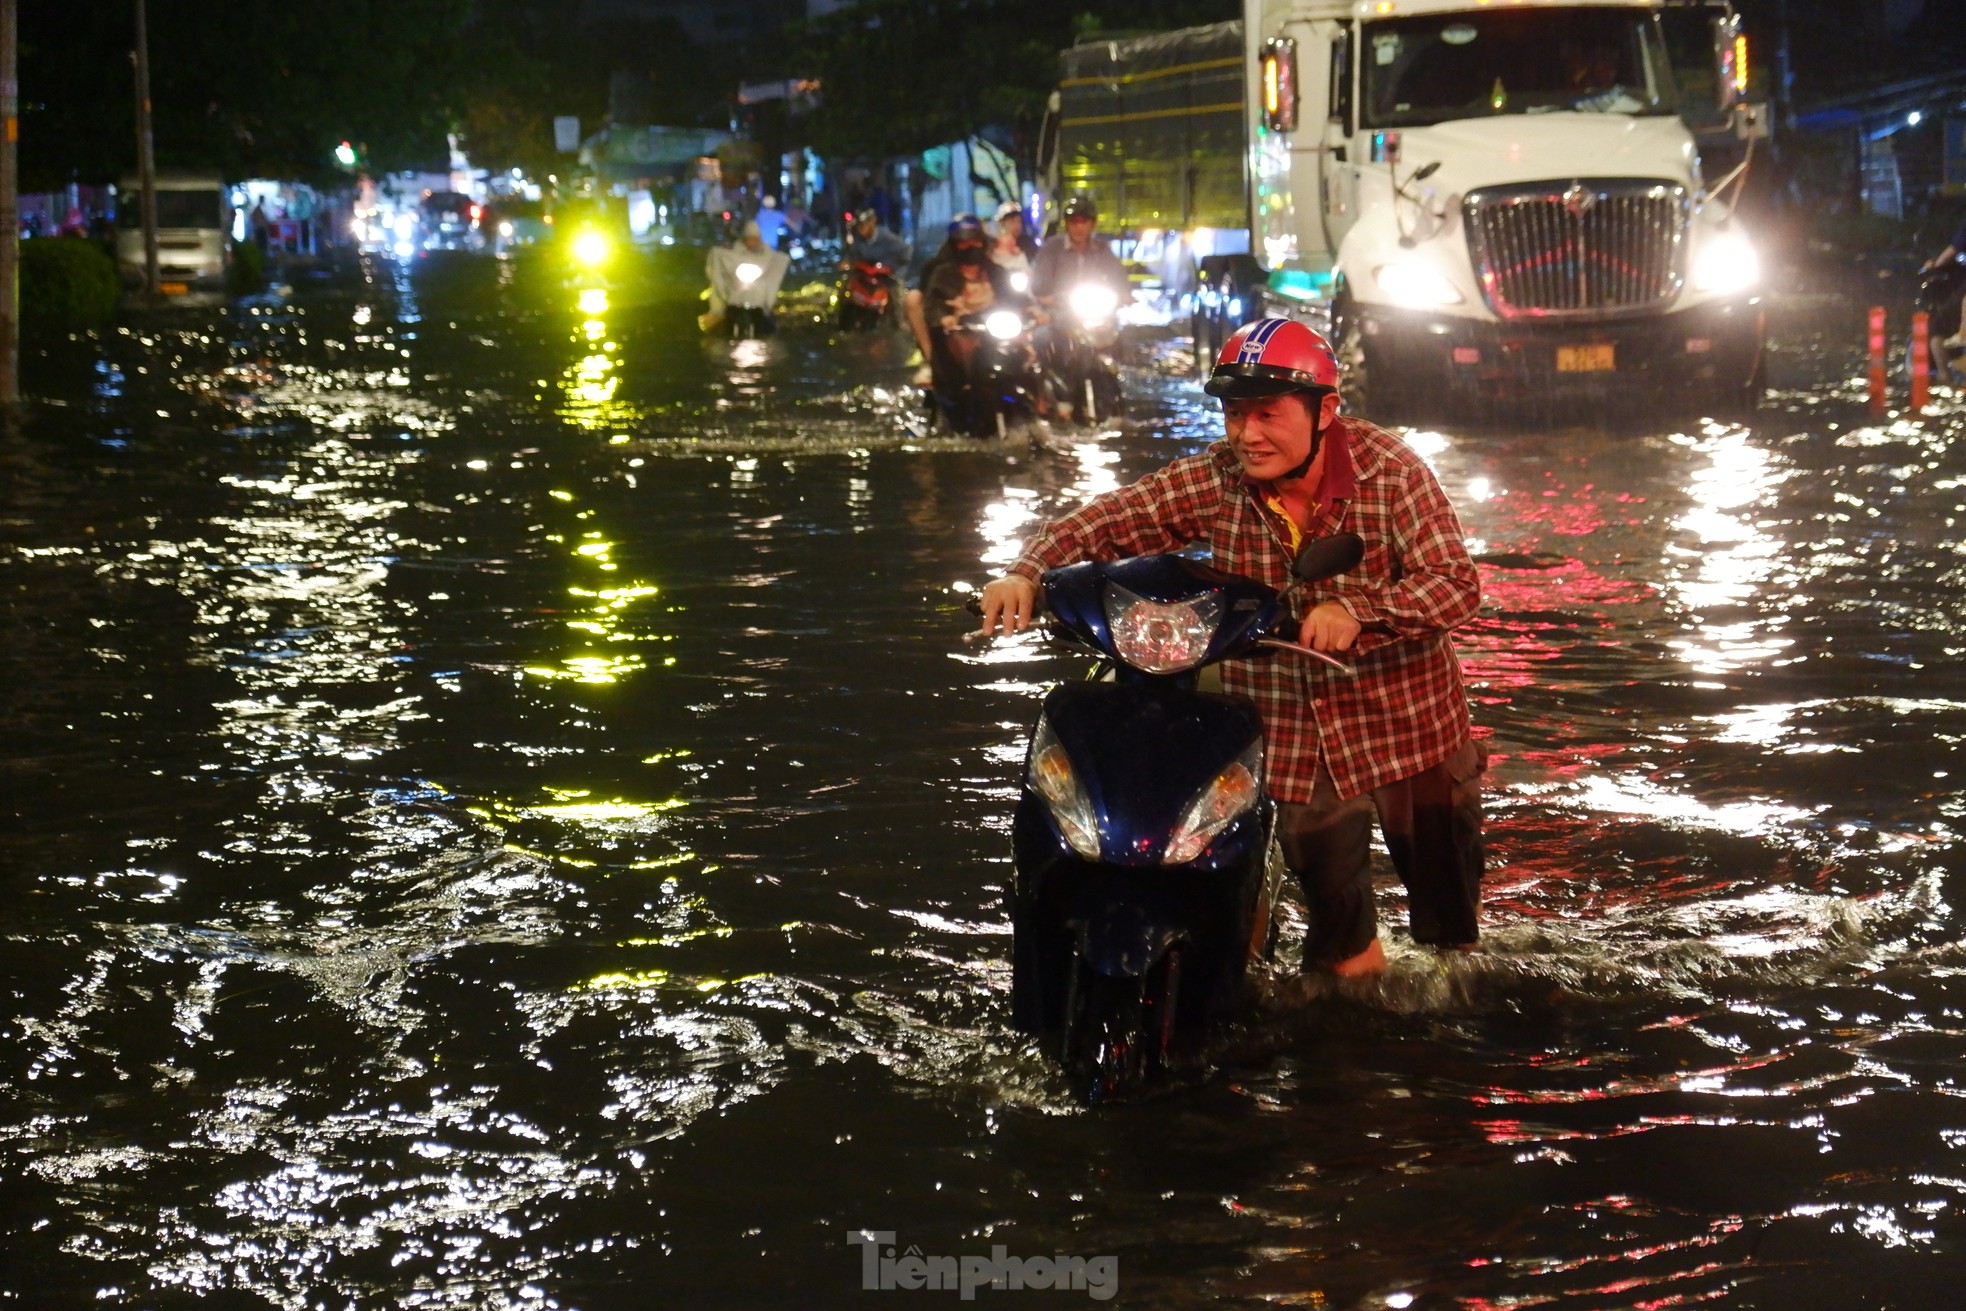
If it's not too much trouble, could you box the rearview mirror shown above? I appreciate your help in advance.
[1292,532,1365,583]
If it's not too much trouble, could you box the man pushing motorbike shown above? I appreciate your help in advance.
[975,318,1486,976]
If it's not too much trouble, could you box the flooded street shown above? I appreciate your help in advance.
[5,248,1966,1309]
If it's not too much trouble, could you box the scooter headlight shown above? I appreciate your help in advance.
[1102,583,1224,674]
[1164,742,1264,865]
[1069,283,1120,325]
[985,309,1025,340]
[1029,717,1101,860]
[735,261,764,286]
[1009,269,1031,294]
[1691,228,1760,295]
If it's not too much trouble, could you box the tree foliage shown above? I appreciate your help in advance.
[22,0,473,187]
[18,0,755,188]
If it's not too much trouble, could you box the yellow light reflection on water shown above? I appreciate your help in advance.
[532,797,686,822]
[577,288,609,315]
[524,652,646,683]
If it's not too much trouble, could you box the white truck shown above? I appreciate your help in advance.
[115,170,231,294]
[1234,0,1766,415]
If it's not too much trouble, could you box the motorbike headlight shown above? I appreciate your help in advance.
[1029,717,1101,860]
[572,229,611,268]
[1691,228,1759,295]
[1102,583,1224,674]
[1010,270,1031,294]
[1164,742,1264,865]
[1375,258,1464,308]
[735,261,763,285]
[985,309,1024,340]
[498,221,514,238]
[1069,283,1121,325]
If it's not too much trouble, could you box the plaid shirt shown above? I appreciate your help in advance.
[1009,416,1479,803]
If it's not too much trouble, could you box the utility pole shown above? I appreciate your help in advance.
[134,0,158,305]
[0,0,18,407]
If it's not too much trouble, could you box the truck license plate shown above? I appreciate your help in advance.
[1557,343,1615,372]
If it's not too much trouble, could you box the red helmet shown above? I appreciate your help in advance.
[1204,317,1340,401]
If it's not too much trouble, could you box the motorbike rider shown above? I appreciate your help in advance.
[920,215,1027,396]
[976,318,1486,978]
[702,219,791,334]
[990,200,1037,291]
[842,208,910,272]
[1030,195,1130,315]
[906,213,990,386]
[1922,216,1966,352]
[839,209,910,322]
[1030,196,1132,417]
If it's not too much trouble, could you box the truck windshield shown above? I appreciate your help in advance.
[1362,8,1679,129]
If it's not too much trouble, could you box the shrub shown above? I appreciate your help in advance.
[228,237,264,294]
[19,237,120,329]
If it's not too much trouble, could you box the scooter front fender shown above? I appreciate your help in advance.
[1075,905,1184,979]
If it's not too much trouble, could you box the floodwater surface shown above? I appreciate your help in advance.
[4,249,1966,1309]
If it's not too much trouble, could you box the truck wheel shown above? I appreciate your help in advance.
[1333,297,1387,420]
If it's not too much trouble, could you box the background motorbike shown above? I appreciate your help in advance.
[720,259,781,339]
[998,533,1365,1103]
[1042,282,1125,426]
[927,308,1043,439]
[835,260,896,331]
[1917,255,1966,383]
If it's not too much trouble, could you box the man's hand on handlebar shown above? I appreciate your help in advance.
[1299,600,1361,653]
[977,574,1039,636]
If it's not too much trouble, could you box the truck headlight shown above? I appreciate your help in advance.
[1375,259,1464,308]
[1691,229,1759,295]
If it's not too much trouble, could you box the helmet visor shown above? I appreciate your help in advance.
[1203,361,1335,401]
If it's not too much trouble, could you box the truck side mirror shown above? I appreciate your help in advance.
[1732,101,1770,142]
[1261,37,1299,134]
[1712,12,1746,113]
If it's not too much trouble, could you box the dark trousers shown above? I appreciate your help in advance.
[1276,737,1486,966]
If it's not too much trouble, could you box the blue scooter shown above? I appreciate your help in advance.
[999,533,1365,1102]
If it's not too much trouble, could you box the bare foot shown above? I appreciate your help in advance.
[1327,937,1386,978]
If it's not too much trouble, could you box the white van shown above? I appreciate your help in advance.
[116,171,230,292]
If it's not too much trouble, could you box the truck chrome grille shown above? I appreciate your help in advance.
[1464,180,1687,319]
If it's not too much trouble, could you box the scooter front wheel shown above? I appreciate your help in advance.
[1060,949,1180,1104]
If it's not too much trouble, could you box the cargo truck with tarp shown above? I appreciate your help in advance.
[1038,22,1251,305]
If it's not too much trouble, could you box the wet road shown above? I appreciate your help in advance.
[5,248,1966,1309]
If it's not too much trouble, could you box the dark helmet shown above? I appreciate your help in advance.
[947,212,985,243]
[1061,195,1098,221]
[1203,317,1341,403]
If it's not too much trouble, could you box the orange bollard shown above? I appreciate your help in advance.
[1868,306,1888,414]
[1911,310,1930,414]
